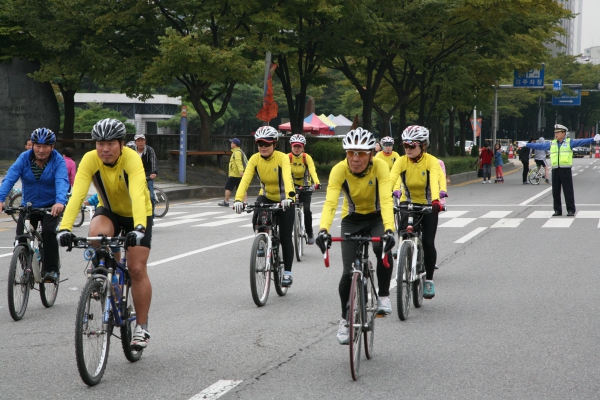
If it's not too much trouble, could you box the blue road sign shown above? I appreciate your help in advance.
[553,79,562,91]
[514,68,545,88]
[552,89,581,106]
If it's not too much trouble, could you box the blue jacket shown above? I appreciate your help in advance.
[494,150,503,166]
[0,150,70,207]
[526,137,595,151]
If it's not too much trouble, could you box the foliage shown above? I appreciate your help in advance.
[71,104,135,133]
[470,145,480,157]
[307,138,345,164]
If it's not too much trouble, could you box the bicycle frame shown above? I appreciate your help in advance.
[9,206,51,284]
[246,203,282,275]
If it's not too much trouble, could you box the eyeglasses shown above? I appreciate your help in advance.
[346,150,372,158]
[257,141,274,148]
[402,141,421,149]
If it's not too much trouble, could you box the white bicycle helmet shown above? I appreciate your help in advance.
[289,134,306,146]
[342,127,376,150]
[380,136,394,146]
[401,125,430,146]
[91,118,127,141]
[254,126,279,141]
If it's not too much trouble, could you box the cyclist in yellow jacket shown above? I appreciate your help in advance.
[315,127,395,345]
[234,126,296,286]
[390,125,443,299]
[288,134,320,244]
[374,136,400,170]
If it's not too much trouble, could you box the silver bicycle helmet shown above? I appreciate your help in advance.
[380,136,394,146]
[401,125,430,146]
[91,118,127,141]
[289,134,307,146]
[342,127,376,150]
[254,126,279,141]
[30,128,56,145]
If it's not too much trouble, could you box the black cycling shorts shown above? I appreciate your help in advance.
[534,159,546,167]
[93,207,153,249]
[224,176,242,191]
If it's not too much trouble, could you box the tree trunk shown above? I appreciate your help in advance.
[448,108,456,156]
[458,110,470,157]
[60,86,76,140]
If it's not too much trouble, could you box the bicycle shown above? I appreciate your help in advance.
[527,164,547,185]
[149,179,169,218]
[245,202,289,307]
[292,186,311,262]
[322,232,391,381]
[394,203,435,321]
[69,234,142,386]
[5,204,62,321]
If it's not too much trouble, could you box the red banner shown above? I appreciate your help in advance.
[256,64,278,122]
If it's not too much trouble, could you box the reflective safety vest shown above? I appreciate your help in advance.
[550,138,572,168]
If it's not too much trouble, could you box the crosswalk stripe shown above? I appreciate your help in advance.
[174,212,223,219]
[439,211,468,219]
[455,227,486,243]
[575,211,600,218]
[439,218,476,228]
[481,211,512,218]
[542,218,574,228]
[527,211,554,218]
[154,218,205,227]
[194,218,250,227]
[490,218,524,228]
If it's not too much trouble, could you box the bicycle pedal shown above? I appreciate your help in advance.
[375,314,387,318]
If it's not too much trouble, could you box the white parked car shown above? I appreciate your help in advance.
[455,140,474,153]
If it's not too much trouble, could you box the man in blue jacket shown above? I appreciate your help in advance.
[0,128,70,282]
[521,124,600,217]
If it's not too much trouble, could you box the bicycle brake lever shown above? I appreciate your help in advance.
[324,249,330,268]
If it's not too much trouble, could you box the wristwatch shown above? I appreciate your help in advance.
[134,224,146,233]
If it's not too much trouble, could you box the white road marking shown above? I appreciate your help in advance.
[527,211,555,218]
[454,227,487,243]
[575,211,600,218]
[519,187,552,206]
[480,211,512,218]
[0,252,13,258]
[438,210,468,219]
[154,218,205,227]
[148,235,255,266]
[490,218,524,228]
[174,212,223,219]
[542,218,574,228]
[163,211,190,216]
[190,379,242,400]
[439,218,476,228]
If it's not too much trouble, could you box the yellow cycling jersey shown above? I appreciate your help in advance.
[320,157,394,232]
[60,146,152,230]
[374,150,401,171]
[235,150,295,202]
[390,153,443,204]
[288,152,320,187]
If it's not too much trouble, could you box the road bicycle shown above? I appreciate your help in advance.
[5,204,62,321]
[322,232,391,381]
[150,180,169,218]
[527,164,547,185]
[68,234,142,386]
[394,203,436,321]
[245,202,289,307]
[292,186,311,262]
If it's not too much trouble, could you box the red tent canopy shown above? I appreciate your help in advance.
[278,121,318,132]
[304,113,334,136]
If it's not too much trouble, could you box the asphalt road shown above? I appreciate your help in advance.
[1,158,600,399]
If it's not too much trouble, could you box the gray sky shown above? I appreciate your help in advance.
[581,0,600,50]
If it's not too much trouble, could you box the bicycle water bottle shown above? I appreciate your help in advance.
[34,247,41,269]
[111,271,121,300]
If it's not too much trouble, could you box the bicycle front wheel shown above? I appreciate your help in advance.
[348,272,363,381]
[7,245,31,321]
[293,212,303,262]
[40,275,59,308]
[75,279,111,386]
[250,235,271,306]
[9,193,22,223]
[363,266,376,360]
[396,241,412,320]
[121,281,143,362]
[153,187,169,218]
[528,169,541,185]
[273,240,288,297]
[412,241,425,308]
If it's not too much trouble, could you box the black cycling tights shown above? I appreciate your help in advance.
[253,196,295,272]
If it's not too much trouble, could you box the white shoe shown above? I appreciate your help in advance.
[376,296,392,315]
[337,319,349,345]
[131,325,150,349]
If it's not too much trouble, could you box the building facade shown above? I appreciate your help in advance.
[546,0,583,56]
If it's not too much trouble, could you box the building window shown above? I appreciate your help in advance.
[146,121,157,135]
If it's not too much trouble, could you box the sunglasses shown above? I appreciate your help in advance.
[383,144,393,147]
[256,141,274,147]
[346,150,372,158]
[402,141,421,149]
[292,144,304,148]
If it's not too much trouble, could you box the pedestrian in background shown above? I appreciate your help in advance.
[493,143,504,183]
[477,143,493,183]
[521,125,600,216]
[518,138,533,184]
[218,138,247,207]
[62,147,77,188]
[374,142,382,154]
[533,137,550,184]
[127,133,158,215]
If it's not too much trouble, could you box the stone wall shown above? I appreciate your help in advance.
[0,59,61,159]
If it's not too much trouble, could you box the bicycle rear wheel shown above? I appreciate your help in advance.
[528,169,541,185]
[75,279,111,386]
[348,273,362,381]
[153,187,169,218]
[73,208,85,227]
[250,235,271,306]
[40,276,59,308]
[7,245,31,321]
[121,281,143,362]
[412,241,425,308]
[293,212,303,262]
[363,265,376,360]
[273,240,288,297]
[9,193,22,223]
[396,241,411,320]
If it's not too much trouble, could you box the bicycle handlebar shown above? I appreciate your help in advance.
[324,235,390,269]
[394,203,447,213]
[71,236,127,248]
[4,205,52,216]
